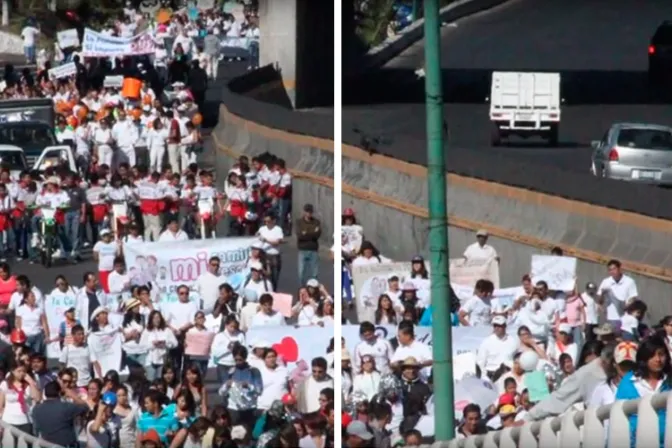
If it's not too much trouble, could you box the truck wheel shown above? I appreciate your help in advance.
[491,126,502,146]
[548,125,559,147]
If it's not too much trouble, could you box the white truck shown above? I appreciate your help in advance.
[488,71,562,147]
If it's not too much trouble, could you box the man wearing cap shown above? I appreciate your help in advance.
[345,421,375,447]
[588,341,637,410]
[296,203,321,286]
[463,229,499,263]
[476,315,518,381]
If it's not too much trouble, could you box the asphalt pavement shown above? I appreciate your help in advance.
[343,0,672,176]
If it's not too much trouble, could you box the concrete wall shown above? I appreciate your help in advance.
[213,105,672,320]
[258,0,297,105]
[0,31,23,55]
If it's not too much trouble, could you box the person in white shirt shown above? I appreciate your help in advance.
[21,24,40,64]
[195,256,225,314]
[390,321,433,381]
[120,298,148,369]
[211,315,246,383]
[291,287,319,326]
[241,261,274,300]
[165,285,199,367]
[108,257,132,306]
[476,316,519,380]
[352,354,381,401]
[146,118,169,173]
[139,310,178,380]
[111,110,139,168]
[59,324,102,387]
[256,213,284,290]
[295,357,333,414]
[15,290,49,355]
[93,230,121,294]
[353,321,394,375]
[0,361,41,446]
[257,348,289,411]
[122,223,144,246]
[547,323,579,367]
[598,259,638,330]
[459,279,495,327]
[250,294,286,328]
[94,118,114,168]
[158,217,189,242]
[463,229,499,262]
[581,282,602,339]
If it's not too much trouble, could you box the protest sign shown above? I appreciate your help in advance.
[351,262,416,323]
[271,293,293,317]
[525,370,551,402]
[197,0,215,9]
[57,29,80,48]
[103,75,124,88]
[531,255,577,291]
[185,331,215,356]
[82,29,156,57]
[44,288,79,359]
[140,0,161,14]
[88,329,123,376]
[123,237,255,312]
[48,62,77,80]
[450,258,500,288]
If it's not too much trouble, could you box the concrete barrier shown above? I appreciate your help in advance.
[0,31,24,55]
[352,0,513,75]
[213,104,672,319]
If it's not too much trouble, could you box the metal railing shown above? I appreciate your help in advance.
[0,418,63,448]
[423,391,672,448]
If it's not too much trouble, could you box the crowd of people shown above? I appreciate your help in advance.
[0,3,339,448]
[338,207,671,447]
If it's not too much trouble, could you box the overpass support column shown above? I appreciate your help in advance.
[258,0,334,109]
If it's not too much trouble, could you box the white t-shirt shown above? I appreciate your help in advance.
[21,26,39,47]
[0,381,31,424]
[258,365,289,410]
[59,344,97,387]
[599,275,638,321]
[93,241,117,271]
[250,311,286,328]
[581,292,599,325]
[15,304,43,336]
[459,296,492,326]
[166,300,200,330]
[463,242,498,261]
[257,225,284,256]
[158,230,189,242]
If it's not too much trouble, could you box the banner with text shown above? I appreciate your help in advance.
[88,328,123,376]
[531,255,577,292]
[57,29,80,48]
[449,258,500,289]
[82,28,156,57]
[123,237,255,313]
[352,262,418,323]
[48,62,77,80]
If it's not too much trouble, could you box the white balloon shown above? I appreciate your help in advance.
[519,350,540,372]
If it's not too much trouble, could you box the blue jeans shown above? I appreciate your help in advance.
[298,250,319,286]
[26,332,45,355]
[62,211,80,256]
[276,198,291,233]
[145,364,163,381]
[24,45,35,64]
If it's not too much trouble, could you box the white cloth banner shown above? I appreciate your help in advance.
[82,29,156,57]
[44,288,79,359]
[531,255,577,291]
[57,29,80,48]
[88,329,123,376]
[123,237,255,312]
[48,62,77,80]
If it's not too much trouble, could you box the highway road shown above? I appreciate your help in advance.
[343,0,672,174]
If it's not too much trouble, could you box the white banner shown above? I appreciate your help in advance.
[88,328,123,376]
[44,288,79,359]
[139,0,161,14]
[243,325,504,371]
[450,257,500,289]
[197,0,215,9]
[103,75,123,88]
[57,29,80,48]
[123,237,255,313]
[48,62,77,80]
[82,28,156,57]
[531,255,577,291]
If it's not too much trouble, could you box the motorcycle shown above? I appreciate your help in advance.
[37,206,58,267]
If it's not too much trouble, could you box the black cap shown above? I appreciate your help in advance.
[411,255,424,263]
[303,204,314,213]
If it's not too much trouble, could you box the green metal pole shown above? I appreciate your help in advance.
[423,0,455,441]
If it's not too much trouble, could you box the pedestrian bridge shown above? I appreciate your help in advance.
[429,391,672,448]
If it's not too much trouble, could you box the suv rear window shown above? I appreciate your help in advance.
[617,128,672,150]
[653,24,672,44]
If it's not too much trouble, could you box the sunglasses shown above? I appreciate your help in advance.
[178,291,189,296]
[210,262,219,267]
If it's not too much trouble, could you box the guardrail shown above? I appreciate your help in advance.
[0,418,63,448]
[428,391,672,448]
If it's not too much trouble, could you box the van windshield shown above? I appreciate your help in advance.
[616,128,672,151]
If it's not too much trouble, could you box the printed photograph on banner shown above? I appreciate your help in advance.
[3,2,338,447]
